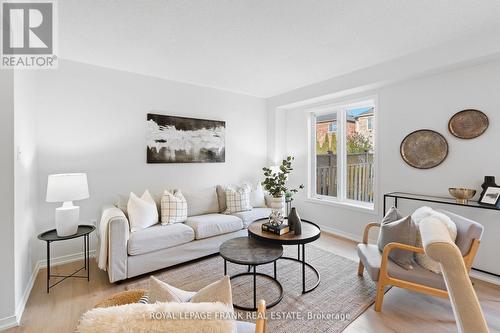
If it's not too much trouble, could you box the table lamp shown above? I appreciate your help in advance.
[46,173,89,236]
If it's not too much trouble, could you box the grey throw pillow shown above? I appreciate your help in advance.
[377,206,417,270]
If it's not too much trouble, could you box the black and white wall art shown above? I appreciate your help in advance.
[147,113,225,163]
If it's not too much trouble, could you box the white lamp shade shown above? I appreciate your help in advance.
[46,173,89,203]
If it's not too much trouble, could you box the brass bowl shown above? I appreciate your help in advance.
[449,188,476,204]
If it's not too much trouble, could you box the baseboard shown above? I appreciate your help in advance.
[0,315,18,331]
[319,224,364,243]
[37,250,96,269]
[320,225,377,243]
[471,269,500,286]
[0,250,96,331]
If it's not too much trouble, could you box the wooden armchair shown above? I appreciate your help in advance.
[356,210,483,312]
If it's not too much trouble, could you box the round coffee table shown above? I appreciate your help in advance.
[220,237,284,311]
[248,218,321,294]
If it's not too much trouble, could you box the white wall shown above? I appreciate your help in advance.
[13,72,38,320]
[0,71,16,326]
[268,58,500,275]
[23,59,267,262]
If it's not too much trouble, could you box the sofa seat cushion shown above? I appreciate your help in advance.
[357,244,446,290]
[128,223,194,256]
[185,214,243,240]
[232,208,272,227]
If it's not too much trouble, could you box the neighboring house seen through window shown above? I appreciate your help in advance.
[310,100,375,209]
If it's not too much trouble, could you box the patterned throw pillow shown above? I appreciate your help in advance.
[138,294,149,304]
[224,185,252,214]
[161,190,188,224]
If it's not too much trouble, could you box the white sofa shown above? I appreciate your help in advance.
[100,187,273,283]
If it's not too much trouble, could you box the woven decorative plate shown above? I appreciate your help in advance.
[400,130,448,169]
[448,109,489,139]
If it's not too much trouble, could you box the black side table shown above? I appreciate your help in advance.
[38,225,95,293]
[220,237,284,311]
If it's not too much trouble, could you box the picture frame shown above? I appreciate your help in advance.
[479,186,500,207]
[146,113,226,163]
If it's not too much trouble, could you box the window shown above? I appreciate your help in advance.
[310,99,375,209]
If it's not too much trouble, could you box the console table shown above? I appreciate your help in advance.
[384,192,500,277]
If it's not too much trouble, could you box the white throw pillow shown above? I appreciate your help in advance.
[148,276,232,307]
[224,185,252,214]
[412,207,457,274]
[161,190,188,224]
[127,190,158,232]
[242,182,266,208]
[148,276,196,303]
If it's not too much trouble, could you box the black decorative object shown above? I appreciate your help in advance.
[147,113,225,163]
[480,176,498,202]
[288,207,302,235]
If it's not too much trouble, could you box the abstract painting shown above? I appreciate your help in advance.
[147,113,225,163]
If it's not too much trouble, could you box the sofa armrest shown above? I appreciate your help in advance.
[101,205,129,283]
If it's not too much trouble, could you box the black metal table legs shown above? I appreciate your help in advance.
[280,244,321,294]
[45,234,91,293]
[224,259,284,311]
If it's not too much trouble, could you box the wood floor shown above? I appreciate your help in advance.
[7,232,500,333]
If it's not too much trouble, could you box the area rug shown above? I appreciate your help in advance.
[127,245,377,333]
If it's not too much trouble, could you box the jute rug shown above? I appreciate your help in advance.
[128,245,377,333]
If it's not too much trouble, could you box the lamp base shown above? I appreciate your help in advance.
[55,203,80,236]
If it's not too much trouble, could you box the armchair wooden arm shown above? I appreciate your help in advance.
[380,242,424,274]
[255,299,266,333]
[362,222,381,244]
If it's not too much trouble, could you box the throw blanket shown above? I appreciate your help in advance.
[77,301,236,333]
[411,206,457,274]
[97,206,128,271]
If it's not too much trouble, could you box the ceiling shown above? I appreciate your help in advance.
[59,0,500,97]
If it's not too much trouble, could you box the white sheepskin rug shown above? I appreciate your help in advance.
[77,301,237,333]
[412,207,457,274]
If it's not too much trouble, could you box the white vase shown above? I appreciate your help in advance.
[268,196,285,226]
[269,196,285,210]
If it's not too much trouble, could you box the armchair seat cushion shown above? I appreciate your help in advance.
[357,244,446,290]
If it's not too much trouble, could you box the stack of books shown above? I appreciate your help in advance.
[261,222,289,235]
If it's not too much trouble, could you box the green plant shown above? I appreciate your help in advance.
[262,156,304,198]
[346,133,372,154]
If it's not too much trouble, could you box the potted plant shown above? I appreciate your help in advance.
[262,156,304,212]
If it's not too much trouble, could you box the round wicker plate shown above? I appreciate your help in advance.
[448,109,489,139]
[400,129,448,169]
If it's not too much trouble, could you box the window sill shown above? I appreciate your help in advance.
[305,196,378,215]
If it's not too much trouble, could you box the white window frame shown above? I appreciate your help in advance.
[307,96,378,213]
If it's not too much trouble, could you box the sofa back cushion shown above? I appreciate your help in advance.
[183,187,220,217]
